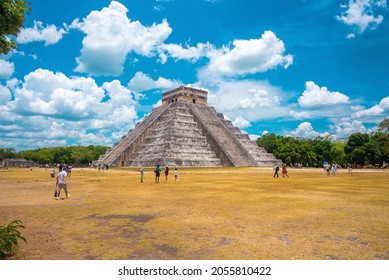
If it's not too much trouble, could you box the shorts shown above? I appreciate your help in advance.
[57,183,68,192]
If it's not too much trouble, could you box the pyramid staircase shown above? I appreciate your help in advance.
[128,102,222,166]
[96,104,171,166]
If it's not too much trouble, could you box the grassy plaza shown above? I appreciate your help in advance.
[0,167,388,260]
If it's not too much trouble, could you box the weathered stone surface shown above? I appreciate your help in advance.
[96,87,281,167]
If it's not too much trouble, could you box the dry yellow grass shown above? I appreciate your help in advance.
[0,167,388,260]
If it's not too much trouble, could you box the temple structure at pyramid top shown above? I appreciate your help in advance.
[162,86,208,105]
[96,86,281,167]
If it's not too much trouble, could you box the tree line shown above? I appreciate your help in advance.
[0,145,108,165]
[257,119,389,167]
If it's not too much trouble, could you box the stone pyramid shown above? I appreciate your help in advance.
[96,86,281,167]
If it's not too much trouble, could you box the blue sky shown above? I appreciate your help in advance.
[0,0,388,151]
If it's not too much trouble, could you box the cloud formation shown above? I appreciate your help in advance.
[158,42,212,64]
[232,116,251,129]
[290,122,320,138]
[331,120,369,139]
[352,96,389,118]
[201,31,293,78]
[128,71,181,92]
[16,21,67,46]
[298,81,350,107]
[204,79,289,123]
[336,0,387,36]
[0,69,139,150]
[72,1,172,76]
[289,110,311,120]
[0,59,14,78]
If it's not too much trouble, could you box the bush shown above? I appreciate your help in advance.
[0,220,27,259]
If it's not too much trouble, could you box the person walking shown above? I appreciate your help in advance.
[273,164,279,178]
[67,165,72,177]
[55,168,69,200]
[331,163,337,176]
[164,166,169,183]
[140,166,144,183]
[282,163,289,178]
[174,168,179,181]
[154,164,161,183]
[347,163,352,174]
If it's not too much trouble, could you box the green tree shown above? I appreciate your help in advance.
[378,118,389,134]
[350,147,366,164]
[16,145,108,164]
[0,0,31,54]
[344,133,370,163]
[300,140,317,167]
[272,137,316,166]
[331,142,347,166]
[256,133,278,153]
[371,132,389,164]
[17,149,37,162]
[0,148,16,159]
[53,147,72,163]
[312,138,333,166]
[363,141,382,166]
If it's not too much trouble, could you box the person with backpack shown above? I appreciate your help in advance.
[273,164,279,178]
[164,166,169,183]
[154,164,161,183]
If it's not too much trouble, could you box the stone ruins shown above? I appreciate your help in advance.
[96,86,281,167]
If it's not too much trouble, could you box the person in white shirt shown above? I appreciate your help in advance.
[55,169,70,200]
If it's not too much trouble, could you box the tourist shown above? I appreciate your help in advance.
[55,168,70,200]
[331,163,337,176]
[282,163,289,178]
[154,164,161,183]
[140,166,144,183]
[325,164,331,176]
[273,164,279,178]
[347,163,352,174]
[174,168,179,181]
[67,165,72,177]
[165,165,169,183]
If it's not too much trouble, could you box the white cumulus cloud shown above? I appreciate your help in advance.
[0,59,15,78]
[72,1,172,76]
[298,81,350,107]
[290,122,320,138]
[336,0,387,35]
[232,116,251,129]
[158,42,213,64]
[17,21,67,46]
[202,79,289,123]
[0,69,140,150]
[128,71,181,92]
[352,96,389,118]
[289,110,311,120]
[331,120,368,139]
[200,30,293,78]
